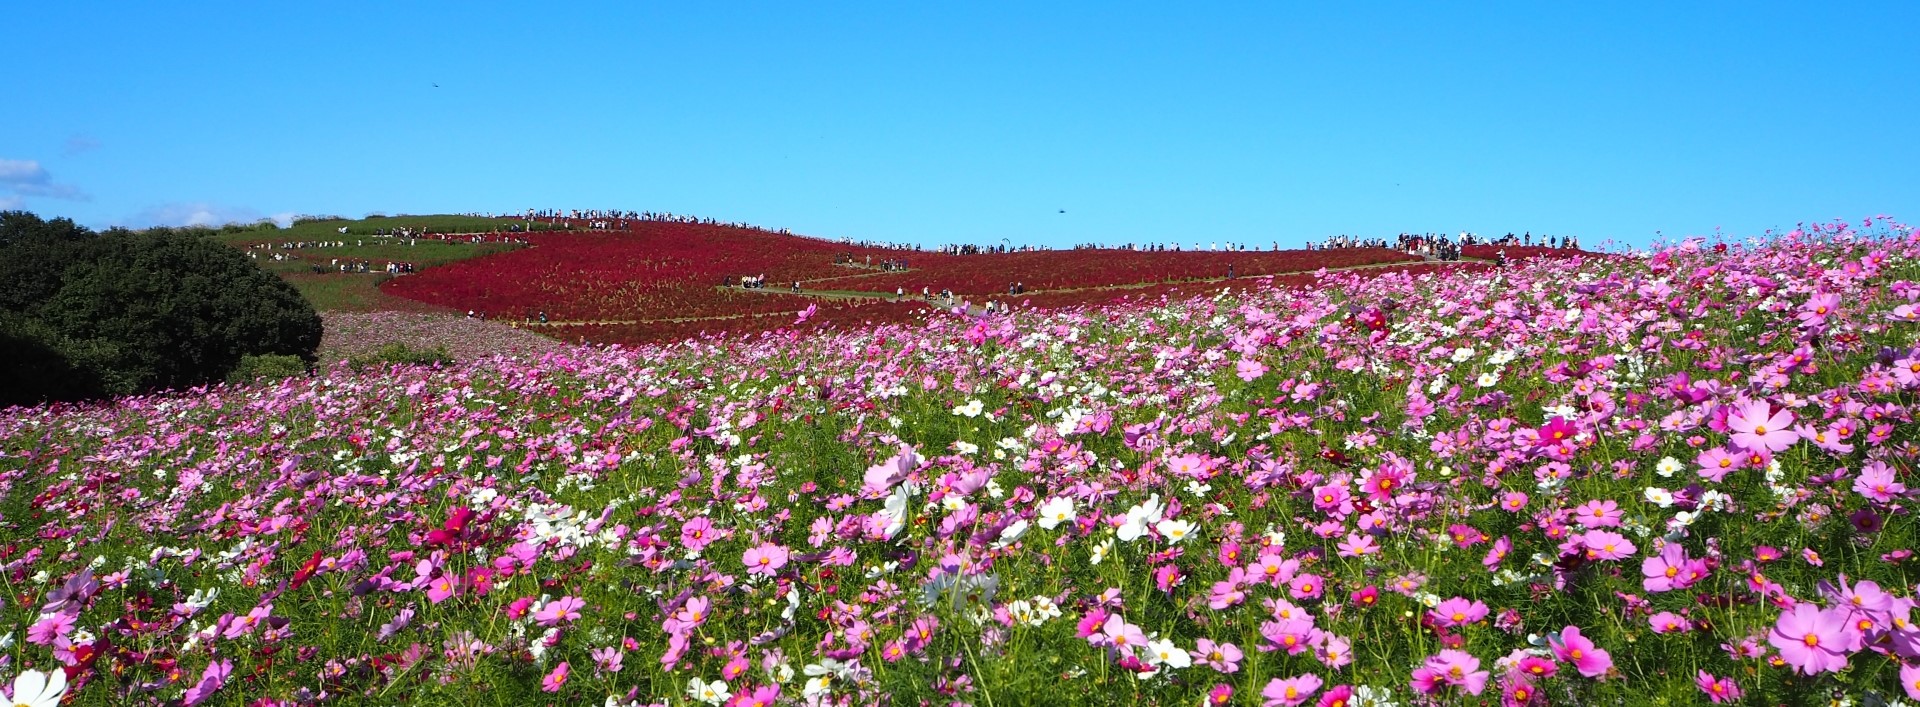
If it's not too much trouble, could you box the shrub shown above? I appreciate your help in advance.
[347,342,454,369]
[0,210,323,405]
[226,353,310,384]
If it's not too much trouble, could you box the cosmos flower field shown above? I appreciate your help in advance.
[5,220,1920,706]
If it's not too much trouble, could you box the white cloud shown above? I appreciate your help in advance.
[0,194,23,210]
[123,202,291,229]
[0,157,89,202]
[0,159,48,184]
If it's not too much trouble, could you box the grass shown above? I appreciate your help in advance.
[213,215,549,311]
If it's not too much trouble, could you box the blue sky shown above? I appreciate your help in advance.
[5,3,1916,249]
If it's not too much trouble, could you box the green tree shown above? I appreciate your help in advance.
[0,211,323,405]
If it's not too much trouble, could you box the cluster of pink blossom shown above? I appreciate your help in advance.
[2,218,1918,705]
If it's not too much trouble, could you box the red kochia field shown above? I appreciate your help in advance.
[379,221,1435,344]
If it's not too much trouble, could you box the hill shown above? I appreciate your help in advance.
[3,220,1915,704]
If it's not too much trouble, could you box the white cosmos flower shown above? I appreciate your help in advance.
[952,399,984,417]
[1144,638,1191,668]
[1154,518,1194,544]
[687,677,730,704]
[1116,495,1164,542]
[1655,457,1682,477]
[1643,487,1675,508]
[7,669,67,707]
[1089,537,1115,565]
[1476,372,1500,387]
[1036,497,1076,530]
[995,520,1029,547]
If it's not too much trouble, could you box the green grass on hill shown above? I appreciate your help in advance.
[214,214,561,312]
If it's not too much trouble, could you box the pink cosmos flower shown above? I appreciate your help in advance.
[1499,491,1530,512]
[1902,663,1920,700]
[1261,674,1323,706]
[591,646,623,673]
[1536,416,1577,447]
[1854,463,1907,503]
[1548,625,1613,678]
[1429,597,1489,628]
[1647,611,1689,634]
[1501,676,1540,706]
[1694,446,1741,482]
[742,543,790,577]
[180,659,232,706]
[1207,684,1234,705]
[1194,638,1243,673]
[1289,574,1325,600]
[1571,499,1622,528]
[1316,635,1353,669]
[1641,543,1690,593]
[1797,292,1839,326]
[1337,532,1380,558]
[506,596,537,620]
[1237,359,1268,381]
[1727,400,1797,453]
[1767,604,1851,674]
[681,517,717,550]
[1460,540,1498,573]
[25,613,75,646]
[1410,649,1489,695]
[1099,614,1148,655]
[540,661,570,692]
[1513,655,1556,679]
[1695,671,1742,703]
[425,575,457,604]
[1580,530,1636,561]
[1317,685,1352,707]
[533,596,584,626]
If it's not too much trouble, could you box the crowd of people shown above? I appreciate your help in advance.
[521,209,798,237]
[835,254,911,271]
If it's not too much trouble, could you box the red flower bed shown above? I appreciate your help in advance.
[380,223,910,321]
[379,221,1451,345]
[838,247,1412,296]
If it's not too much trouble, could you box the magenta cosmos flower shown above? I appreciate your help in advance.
[1767,604,1852,674]
[1727,400,1797,453]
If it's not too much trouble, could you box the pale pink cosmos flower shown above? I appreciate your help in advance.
[1429,597,1488,628]
[742,543,790,577]
[1767,604,1851,674]
[1410,649,1489,695]
[1580,530,1635,561]
[1727,400,1797,453]
[1099,614,1149,656]
[1261,673,1322,706]
[1194,638,1243,673]
[1571,499,1622,528]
